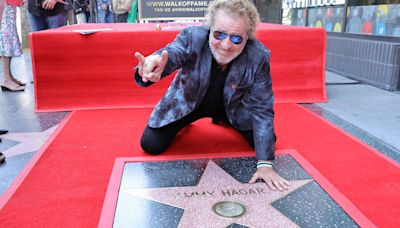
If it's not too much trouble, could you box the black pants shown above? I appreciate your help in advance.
[140,106,254,154]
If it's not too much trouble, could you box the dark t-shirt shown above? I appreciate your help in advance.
[198,58,229,118]
[28,0,64,17]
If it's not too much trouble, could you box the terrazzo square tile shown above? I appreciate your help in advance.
[100,151,365,227]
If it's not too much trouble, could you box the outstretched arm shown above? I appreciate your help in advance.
[246,52,289,191]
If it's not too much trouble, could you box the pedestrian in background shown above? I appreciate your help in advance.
[27,0,68,31]
[110,0,132,22]
[97,0,113,22]
[0,0,26,91]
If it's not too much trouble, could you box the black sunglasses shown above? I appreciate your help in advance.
[212,31,244,45]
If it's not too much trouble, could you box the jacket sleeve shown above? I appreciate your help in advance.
[248,56,276,161]
[134,28,191,87]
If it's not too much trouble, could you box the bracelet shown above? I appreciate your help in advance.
[257,161,274,169]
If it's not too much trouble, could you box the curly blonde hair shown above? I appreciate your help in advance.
[205,0,260,40]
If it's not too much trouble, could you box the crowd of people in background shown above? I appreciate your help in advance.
[0,0,142,92]
[70,0,138,24]
[0,0,138,89]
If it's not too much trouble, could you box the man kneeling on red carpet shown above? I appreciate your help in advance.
[134,0,289,191]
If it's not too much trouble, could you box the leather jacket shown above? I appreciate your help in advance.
[135,26,276,160]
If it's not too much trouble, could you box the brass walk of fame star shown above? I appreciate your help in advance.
[123,160,313,227]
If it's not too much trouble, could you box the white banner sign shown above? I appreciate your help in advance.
[283,0,345,9]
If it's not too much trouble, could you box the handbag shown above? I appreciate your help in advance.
[6,0,24,7]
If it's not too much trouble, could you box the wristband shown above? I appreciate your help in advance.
[256,161,274,169]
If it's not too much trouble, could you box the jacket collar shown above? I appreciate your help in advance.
[199,34,249,106]
[224,46,248,106]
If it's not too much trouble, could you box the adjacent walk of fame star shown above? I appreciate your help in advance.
[0,126,57,158]
[123,160,313,227]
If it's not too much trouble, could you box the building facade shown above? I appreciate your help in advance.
[279,0,400,91]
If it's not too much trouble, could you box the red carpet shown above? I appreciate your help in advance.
[31,23,326,111]
[0,104,399,227]
[275,105,400,227]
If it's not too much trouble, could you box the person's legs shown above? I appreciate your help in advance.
[105,9,113,23]
[97,10,105,23]
[115,12,128,22]
[212,111,256,148]
[46,11,67,29]
[27,12,48,31]
[2,57,14,83]
[66,10,74,25]
[141,109,205,154]
[1,57,24,91]
[96,1,106,23]
[141,125,181,155]
[141,107,261,155]
[0,5,24,90]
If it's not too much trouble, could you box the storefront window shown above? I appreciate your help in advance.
[308,6,345,32]
[281,0,400,37]
[346,4,400,36]
[286,8,307,26]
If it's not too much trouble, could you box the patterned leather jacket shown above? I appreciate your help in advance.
[135,26,276,161]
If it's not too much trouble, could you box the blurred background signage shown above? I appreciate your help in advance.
[138,0,211,20]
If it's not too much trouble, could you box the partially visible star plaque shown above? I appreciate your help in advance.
[107,155,359,228]
[122,160,310,227]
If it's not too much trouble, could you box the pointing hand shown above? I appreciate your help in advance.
[134,50,168,83]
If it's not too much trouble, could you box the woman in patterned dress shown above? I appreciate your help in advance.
[0,0,25,92]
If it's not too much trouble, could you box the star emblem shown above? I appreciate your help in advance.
[123,160,312,227]
[0,126,57,157]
